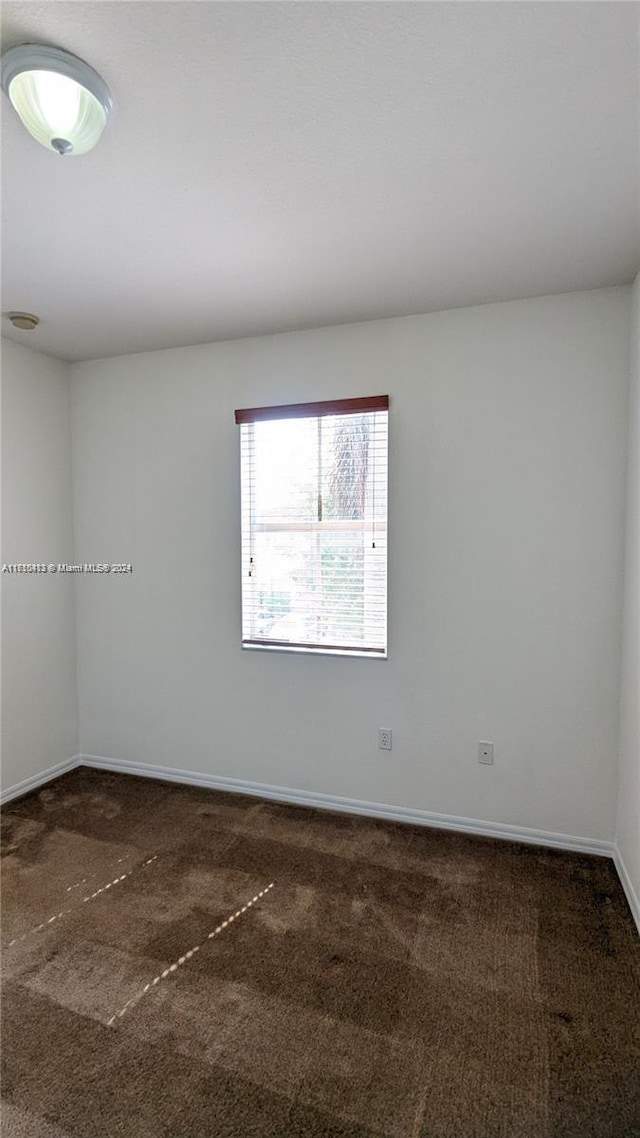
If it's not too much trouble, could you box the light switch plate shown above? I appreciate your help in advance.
[478,741,494,764]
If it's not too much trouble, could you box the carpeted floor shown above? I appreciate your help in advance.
[1,767,638,1138]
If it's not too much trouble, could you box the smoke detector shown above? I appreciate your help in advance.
[8,312,40,331]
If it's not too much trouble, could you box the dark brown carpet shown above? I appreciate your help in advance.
[1,767,638,1138]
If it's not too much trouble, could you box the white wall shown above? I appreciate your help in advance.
[1,339,77,791]
[616,273,640,918]
[71,288,630,841]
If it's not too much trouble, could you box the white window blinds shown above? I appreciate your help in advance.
[235,396,389,656]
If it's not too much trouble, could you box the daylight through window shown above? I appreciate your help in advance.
[235,396,388,656]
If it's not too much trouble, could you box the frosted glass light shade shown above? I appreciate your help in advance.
[1,44,112,156]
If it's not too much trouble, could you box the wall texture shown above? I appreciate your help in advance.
[1,338,77,791]
[616,273,640,917]
[70,288,630,842]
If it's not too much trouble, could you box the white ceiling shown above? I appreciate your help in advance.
[2,1,638,362]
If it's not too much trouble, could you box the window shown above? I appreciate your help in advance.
[235,396,388,657]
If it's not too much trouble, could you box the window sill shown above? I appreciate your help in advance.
[242,642,387,660]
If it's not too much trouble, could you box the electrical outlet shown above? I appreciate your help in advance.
[478,741,494,765]
[378,728,393,751]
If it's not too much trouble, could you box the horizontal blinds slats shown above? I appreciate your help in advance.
[250,524,387,535]
[235,395,388,424]
[239,407,388,653]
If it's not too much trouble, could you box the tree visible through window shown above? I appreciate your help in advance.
[235,396,388,656]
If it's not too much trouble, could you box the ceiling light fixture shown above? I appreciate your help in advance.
[1,44,113,156]
[7,312,40,331]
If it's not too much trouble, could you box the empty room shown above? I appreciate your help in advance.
[1,2,638,1136]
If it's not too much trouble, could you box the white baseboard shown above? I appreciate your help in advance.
[78,752,614,859]
[0,755,81,805]
[5,752,635,930]
[613,847,640,934]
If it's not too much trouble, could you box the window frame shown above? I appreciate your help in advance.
[235,395,389,659]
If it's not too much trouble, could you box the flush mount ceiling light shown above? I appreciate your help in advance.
[7,312,40,331]
[1,43,113,156]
